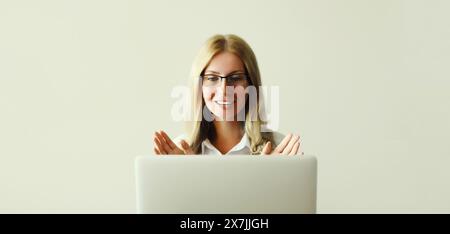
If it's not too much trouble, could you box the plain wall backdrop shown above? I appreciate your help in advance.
[0,0,449,213]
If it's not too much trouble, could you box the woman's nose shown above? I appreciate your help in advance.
[218,78,227,94]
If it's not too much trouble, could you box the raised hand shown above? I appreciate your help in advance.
[261,133,302,155]
[153,130,193,155]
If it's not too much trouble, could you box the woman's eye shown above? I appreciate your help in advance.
[206,77,219,81]
[230,75,243,81]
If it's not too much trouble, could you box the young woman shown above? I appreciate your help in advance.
[153,34,302,155]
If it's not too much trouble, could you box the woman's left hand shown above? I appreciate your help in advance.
[261,133,303,155]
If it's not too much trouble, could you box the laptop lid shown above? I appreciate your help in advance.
[135,155,317,214]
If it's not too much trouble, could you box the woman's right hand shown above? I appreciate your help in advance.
[153,130,193,155]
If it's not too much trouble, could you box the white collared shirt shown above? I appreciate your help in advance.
[174,132,285,155]
[201,133,252,155]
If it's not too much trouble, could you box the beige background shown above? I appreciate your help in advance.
[0,0,449,213]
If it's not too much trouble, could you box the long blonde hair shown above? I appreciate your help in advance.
[186,34,273,154]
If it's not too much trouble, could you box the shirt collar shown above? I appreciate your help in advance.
[202,133,251,155]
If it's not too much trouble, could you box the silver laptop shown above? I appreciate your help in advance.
[135,155,317,214]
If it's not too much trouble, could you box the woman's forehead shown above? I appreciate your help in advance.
[205,52,245,74]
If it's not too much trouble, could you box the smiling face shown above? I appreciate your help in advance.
[202,52,249,121]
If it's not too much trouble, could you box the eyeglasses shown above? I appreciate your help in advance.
[200,73,248,87]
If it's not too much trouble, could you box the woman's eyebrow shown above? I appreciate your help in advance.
[204,70,245,75]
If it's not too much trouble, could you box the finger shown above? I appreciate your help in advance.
[155,131,173,153]
[154,137,167,154]
[160,130,177,150]
[153,137,167,154]
[154,147,161,155]
[274,133,293,153]
[282,135,300,155]
[180,140,194,155]
[261,141,272,155]
[155,132,172,152]
[289,142,300,156]
[154,131,165,145]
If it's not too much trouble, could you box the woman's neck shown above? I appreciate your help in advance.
[211,120,244,155]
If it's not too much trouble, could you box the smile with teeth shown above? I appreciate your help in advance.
[215,100,233,105]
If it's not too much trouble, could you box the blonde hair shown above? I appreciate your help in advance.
[186,34,273,154]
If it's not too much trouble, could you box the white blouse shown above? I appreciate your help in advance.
[174,132,285,155]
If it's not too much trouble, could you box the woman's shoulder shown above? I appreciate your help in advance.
[174,131,286,148]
